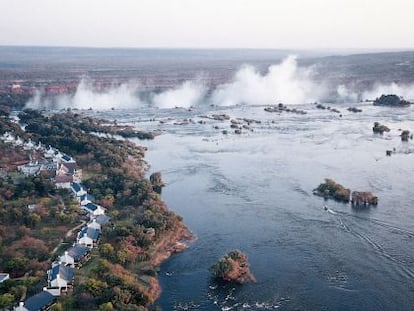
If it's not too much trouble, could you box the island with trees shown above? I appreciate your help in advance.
[373,94,411,107]
[210,250,256,284]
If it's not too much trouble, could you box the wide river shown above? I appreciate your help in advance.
[100,101,414,310]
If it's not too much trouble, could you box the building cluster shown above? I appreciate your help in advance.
[0,132,111,311]
[1,132,82,186]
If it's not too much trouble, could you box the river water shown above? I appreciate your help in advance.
[98,102,414,310]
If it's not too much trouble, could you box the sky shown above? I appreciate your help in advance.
[1,0,414,49]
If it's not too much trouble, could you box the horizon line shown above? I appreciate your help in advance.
[1,44,414,53]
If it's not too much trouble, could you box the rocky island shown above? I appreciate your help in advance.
[314,179,378,207]
[373,94,411,107]
[351,191,378,206]
[313,179,351,203]
[210,250,256,284]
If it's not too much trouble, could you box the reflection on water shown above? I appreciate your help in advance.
[98,102,414,310]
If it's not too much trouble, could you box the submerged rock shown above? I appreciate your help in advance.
[313,179,350,203]
[264,103,306,114]
[401,130,411,141]
[347,107,362,113]
[210,114,231,121]
[373,122,390,134]
[210,250,256,284]
[351,191,378,206]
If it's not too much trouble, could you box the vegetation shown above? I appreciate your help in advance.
[0,157,80,278]
[313,178,351,202]
[0,93,32,111]
[1,110,190,310]
[211,250,255,284]
[61,112,156,140]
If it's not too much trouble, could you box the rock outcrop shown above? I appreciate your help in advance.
[210,250,256,284]
[351,191,378,206]
[150,172,165,194]
[373,122,390,134]
[401,130,411,142]
[348,107,362,113]
[373,94,411,107]
[314,179,379,207]
[264,103,306,114]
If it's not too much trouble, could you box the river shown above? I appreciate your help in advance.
[98,101,414,310]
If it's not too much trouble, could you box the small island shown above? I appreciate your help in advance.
[313,178,350,203]
[314,179,379,207]
[210,250,256,284]
[373,94,411,107]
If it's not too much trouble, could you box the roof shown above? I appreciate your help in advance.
[48,263,74,282]
[62,162,76,174]
[85,202,98,211]
[0,273,9,283]
[55,175,73,183]
[66,245,90,261]
[87,218,101,227]
[72,183,82,193]
[95,214,111,225]
[62,155,72,162]
[79,227,100,241]
[80,193,95,202]
[40,162,57,170]
[24,291,56,311]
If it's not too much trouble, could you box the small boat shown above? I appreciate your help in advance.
[324,205,328,211]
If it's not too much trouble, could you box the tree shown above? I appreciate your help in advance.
[85,278,108,297]
[0,293,15,309]
[99,302,114,311]
[99,243,115,262]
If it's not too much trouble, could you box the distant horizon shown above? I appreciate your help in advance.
[1,44,413,54]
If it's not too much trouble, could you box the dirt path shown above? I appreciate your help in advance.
[51,219,86,255]
[66,219,87,238]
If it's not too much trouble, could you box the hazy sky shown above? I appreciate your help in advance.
[1,0,413,49]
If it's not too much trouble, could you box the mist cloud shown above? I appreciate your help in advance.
[67,79,141,110]
[210,55,324,106]
[152,80,206,109]
[24,55,414,111]
[25,78,142,110]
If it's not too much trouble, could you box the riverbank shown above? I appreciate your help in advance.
[0,110,193,310]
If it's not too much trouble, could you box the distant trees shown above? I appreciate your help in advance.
[373,94,411,106]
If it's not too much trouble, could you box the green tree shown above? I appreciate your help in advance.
[0,293,15,309]
[85,278,108,297]
[99,302,114,311]
[99,243,115,262]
